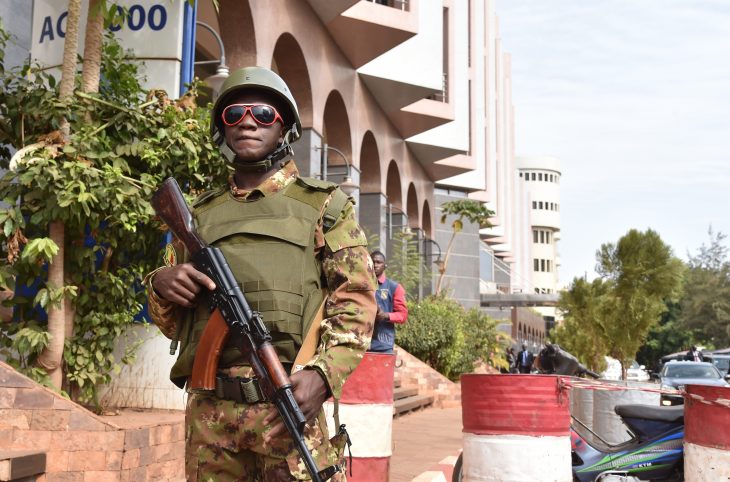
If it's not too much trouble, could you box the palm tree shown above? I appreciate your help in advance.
[435,199,493,296]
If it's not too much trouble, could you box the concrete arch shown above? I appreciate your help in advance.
[385,160,403,210]
[271,33,313,128]
[360,131,381,194]
[422,200,433,238]
[217,0,256,69]
[322,91,352,168]
[406,184,419,228]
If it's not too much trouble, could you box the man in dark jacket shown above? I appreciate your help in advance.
[517,342,534,373]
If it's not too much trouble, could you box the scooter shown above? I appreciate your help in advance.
[452,404,684,482]
[571,403,684,482]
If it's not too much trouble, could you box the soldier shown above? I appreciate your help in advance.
[145,67,377,480]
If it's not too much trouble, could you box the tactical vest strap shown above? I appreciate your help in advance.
[322,188,349,233]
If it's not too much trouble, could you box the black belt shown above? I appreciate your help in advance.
[214,375,267,404]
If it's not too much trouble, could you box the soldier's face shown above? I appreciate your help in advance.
[223,91,284,164]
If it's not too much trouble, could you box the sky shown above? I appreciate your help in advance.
[494,0,730,285]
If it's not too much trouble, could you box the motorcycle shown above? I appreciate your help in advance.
[452,346,685,482]
[571,403,684,482]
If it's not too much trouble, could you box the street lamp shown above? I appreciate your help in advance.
[195,21,229,98]
[316,144,360,195]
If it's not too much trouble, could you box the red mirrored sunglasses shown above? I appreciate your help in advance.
[221,104,284,127]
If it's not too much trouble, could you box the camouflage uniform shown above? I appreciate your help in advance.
[146,160,376,481]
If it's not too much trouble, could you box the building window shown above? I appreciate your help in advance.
[539,201,543,209]
[541,259,546,271]
[531,173,536,181]
[533,230,538,243]
[532,201,537,209]
[534,259,539,271]
[519,172,523,178]
[538,173,543,181]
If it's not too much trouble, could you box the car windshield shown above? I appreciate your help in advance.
[714,358,729,373]
[664,365,720,379]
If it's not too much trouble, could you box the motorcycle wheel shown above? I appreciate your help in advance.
[452,453,463,482]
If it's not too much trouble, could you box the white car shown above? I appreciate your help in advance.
[601,357,650,381]
[626,360,650,382]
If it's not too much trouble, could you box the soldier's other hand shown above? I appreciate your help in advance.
[151,263,216,308]
[263,369,329,442]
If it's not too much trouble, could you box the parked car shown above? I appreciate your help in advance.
[601,358,650,381]
[709,353,730,376]
[658,360,730,406]
[626,360,650,382]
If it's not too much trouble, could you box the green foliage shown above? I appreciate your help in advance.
[386,230,432,301]
[439,199,493,230]
[555,229,683,378]
[437,199,493,295]
[0,29,227,404]
[552,277,610,373]
[636,301,693,371]
[396,295,507,379]
[678,228,730,347]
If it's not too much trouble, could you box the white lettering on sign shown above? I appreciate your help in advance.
[31,0,185,96]
[32,0,184,67]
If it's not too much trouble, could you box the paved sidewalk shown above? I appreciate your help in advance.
[390,407,463,482]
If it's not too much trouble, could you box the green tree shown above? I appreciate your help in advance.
[636,301,692,372]
[552,277,610,373]
[437,200,493,295]
[0,21,224,405]
[595,229,684,377]
[679,228,730,347]
[386,230,431,301]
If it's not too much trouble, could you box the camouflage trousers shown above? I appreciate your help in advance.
[185,370,346,481]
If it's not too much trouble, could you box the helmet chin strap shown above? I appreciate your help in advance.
[215,124,298,172]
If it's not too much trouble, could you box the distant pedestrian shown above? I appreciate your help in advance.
[368,250,408,354]
[507,347,518,374]
[517,342,534,373]
[684,346,705,362]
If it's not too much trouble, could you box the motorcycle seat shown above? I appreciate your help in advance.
[615,404,684,423]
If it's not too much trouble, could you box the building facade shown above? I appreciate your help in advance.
[517,155,562,322]
[5,0,540,310]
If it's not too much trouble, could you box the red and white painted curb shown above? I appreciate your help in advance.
[684,385,730,482]
[460,374,572,482]
[411,453,460,482]
[324,352,395,482]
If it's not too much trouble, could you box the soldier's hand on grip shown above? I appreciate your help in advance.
[152,263,216,308]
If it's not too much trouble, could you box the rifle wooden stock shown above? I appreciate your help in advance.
[151,178,206,256]
[190,308,229,390]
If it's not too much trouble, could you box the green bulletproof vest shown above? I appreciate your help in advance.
[169,178,343,386]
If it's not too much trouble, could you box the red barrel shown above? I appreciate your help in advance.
[684,385,730,481]
[324,352,395,482]
[461,374,572,481]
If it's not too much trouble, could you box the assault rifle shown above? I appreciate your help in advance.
[151,178,338,482]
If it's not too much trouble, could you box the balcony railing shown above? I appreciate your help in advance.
[365,0,410,12]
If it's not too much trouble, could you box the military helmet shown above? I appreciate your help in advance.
[211,66,301,143]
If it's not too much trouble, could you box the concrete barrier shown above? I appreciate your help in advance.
[684,385,730,482]
[325,352,395,482]
[460,374,572,482]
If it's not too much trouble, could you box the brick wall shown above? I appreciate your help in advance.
[0,361,185,481]
[394,347,461,408]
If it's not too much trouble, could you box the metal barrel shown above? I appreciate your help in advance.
[460,374,572,481]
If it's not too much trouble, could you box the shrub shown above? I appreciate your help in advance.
[396,295,508,379]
